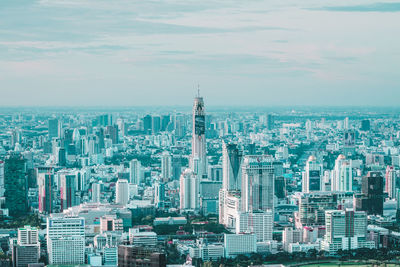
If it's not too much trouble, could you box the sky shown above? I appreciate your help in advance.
[0,0,399,107]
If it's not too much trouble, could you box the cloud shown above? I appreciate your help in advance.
[310,2,400,12]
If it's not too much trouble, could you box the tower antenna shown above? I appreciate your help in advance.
[197,83,200,97]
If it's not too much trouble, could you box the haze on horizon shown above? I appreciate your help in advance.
[1,0,399,107]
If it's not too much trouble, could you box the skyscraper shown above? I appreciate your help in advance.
[222,141,242,191]
[0,161,4,197]
[180,168,199,211]
[129,159,141,185]
[37,167,54,214]
[116,179,129,206]
[191,95,207,178]
[92,182,101,203]
[4,153,28,216]
[48,118,60,139]
[241,155,275,213]
[59,171,77,211]
[331,155,352,192]
[302,155,323,193]
[385,166,398,199]
[161,152,172,182]
[47,216,85,265]
[355,171,384,215]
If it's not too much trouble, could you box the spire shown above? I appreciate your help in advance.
[197,83,200,97]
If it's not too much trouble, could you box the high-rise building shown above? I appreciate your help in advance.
[266,114,274,130]
[302,155,323,193]
[161,152,171,182]
[92,182,101,203]
[152,116,161,134]
[355,171,384,215]
[142,115,152,134]
[282,228,302,251]
[37,167,54,214]
[161,115,170,131]
[129,159,141,185]
[4,153,28,216]
[191,95,207,178]
[116,179,129,206]
[321,209,375,254]
[179,168,199,211]
[222,141,242,191]
[48,118,60,139]
[47,216,85,265]
[11,225,40,267]
[241,155,275,213]
[171,154,182,181]
[59,171,77,211]
[360,119,371,131]
[237,210,273,242]
[385,166,398,199]
[0,161,4,197]
[224,233,257,258]
[154,182,165,208]
[331,155,352,192]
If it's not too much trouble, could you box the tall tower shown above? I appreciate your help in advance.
[332,154,352,192]
[191,94,207,178]
[222,141,242,191]
[241,155,275,213]
[302,155,323,193]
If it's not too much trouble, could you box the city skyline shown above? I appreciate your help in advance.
[1,0,400,106]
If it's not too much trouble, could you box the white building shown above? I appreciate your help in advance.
[386,166,398,199]
[331,155,352,192]
[224,233,257,258]
[128,228,157,246]
[321,209,375,254]
[237,210,273,242]
[180,168,199,211]
[92,182,101,203]
[191,95,207,178]
[47,216,85,265]
[282,227,302,251]
[115,179,129,205]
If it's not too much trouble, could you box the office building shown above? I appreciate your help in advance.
[92,182,101,203]
[241,155,275,213]
[47,216,85,265]
[237,210,273,242]
[321,209,375,254]
[161,152,171,181]
[128,228,157,247]
[355,171,384,215]
[222,141,242,191]
[37,167,54,214]
[4,153,28,216]
[59,171,78,211]
[385,166,398,199]
[48,118,60,139]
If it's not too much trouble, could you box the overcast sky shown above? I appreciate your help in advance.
[1,0,399,106]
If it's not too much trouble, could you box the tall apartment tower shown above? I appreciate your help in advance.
[179,168,199,211]
[331,154,352,192]
[302,155,323,193]
[241,155,275,213]
[59,171,77,211]
[116,179,129,206]
[385,166,398,199]
[48,118,61,139]
[0,161,4,197]
[191,94,207,179]
[129,159,141,185]
[161,152,172,182]
[47,216,85,265]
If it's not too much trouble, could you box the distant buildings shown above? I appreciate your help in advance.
[116,179,130,206]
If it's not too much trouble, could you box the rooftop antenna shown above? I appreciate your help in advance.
[197,83,200,97]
